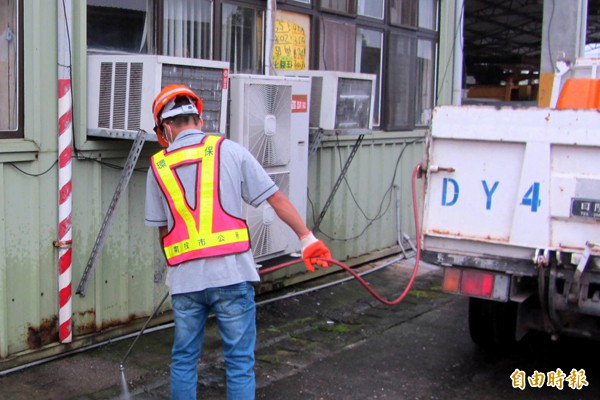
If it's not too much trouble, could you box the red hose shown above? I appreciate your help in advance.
[259,163,425,306]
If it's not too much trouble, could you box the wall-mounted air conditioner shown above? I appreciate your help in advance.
[279,70,376,135]
[228,74,311,262]
[87,55,229,141]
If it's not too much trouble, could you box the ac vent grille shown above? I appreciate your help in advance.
[97,62,113,129]
[127,63,144,130]
[112,62,129,130]
[249,172,291,259]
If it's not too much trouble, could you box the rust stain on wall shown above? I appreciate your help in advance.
[27,316,59,349]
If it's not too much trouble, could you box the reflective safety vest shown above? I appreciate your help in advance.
[150,135,250,266]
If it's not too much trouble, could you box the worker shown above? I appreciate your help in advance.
[144,84,332,400]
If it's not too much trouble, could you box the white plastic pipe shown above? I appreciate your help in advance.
[264,0,275,75]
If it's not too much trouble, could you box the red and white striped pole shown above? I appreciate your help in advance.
[57,0,73,343]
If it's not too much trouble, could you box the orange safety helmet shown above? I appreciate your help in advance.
[152,84,203,146]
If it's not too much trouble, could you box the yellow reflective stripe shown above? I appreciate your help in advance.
[199,139,216,235]
[163,228,250,259]
[159,147,202,165]
[152,149,201,237]
[152,136,221,242]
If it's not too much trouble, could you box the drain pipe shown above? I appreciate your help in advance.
[264,0,275,75]
[452,0,465,105]
[56,0,74,343]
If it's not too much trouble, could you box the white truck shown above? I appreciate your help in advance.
[421,105,600,347]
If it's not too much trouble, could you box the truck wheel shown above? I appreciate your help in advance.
[468,298,517,349]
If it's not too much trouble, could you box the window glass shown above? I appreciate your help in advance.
[358,0,384,20]
[389,0,416,28]
[319,17,355,71]
[415,38,435,126]
[385,31,415,130]
[1,0,19,135]
[586,0,600,56]
[163,0,212,59]
[87,0,151,53]
[221,4,264,74]
[356,28,382,126]
[320,0,356,15]
[418,0,437,30]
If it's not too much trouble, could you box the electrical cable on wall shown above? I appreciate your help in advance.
[308,138,422,242]
[9,161,58,177]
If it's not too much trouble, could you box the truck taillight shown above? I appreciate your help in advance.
[443,268,506,299]
[442,268,461,293]
[461,270,494,297]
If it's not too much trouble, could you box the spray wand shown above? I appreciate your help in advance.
[119,290,170,371]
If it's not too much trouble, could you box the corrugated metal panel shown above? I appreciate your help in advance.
[0,132,425,366]
[308,134,425,261]
[0,152,163,357]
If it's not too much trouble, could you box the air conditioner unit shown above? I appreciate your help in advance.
[228,74,311,262]
[87,55,229,141]
[279,70,376,135]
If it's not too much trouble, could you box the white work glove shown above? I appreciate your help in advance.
[300,232,332,272]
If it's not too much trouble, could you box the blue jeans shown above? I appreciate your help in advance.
[170,282,256,400]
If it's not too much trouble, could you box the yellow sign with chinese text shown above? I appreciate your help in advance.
[273,19,307,70]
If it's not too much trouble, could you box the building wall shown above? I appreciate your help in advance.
[0,0,457,369]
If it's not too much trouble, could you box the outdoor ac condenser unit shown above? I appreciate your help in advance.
[279,70,376,135]
[87,55,229,140]
[228,74,311,262]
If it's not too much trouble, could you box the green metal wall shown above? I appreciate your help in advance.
[0,0,457,370]
[308,134,425,262]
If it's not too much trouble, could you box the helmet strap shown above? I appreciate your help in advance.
[165,123,174,145]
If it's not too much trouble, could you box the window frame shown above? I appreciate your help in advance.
[384,29,417,131]
[318,0,357,18]
[278,0,313,8]
[0,0,24,140]
[389,0,418,29]
[219,1,266,74]
[414,35,437,127]
[357,0,384,21]
[355,26,384,127]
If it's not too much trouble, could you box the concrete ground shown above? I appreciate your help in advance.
[0,256,446,399]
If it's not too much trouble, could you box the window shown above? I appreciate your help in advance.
[356,28,382,126]
[415,38,435,126]
[357,0,384,20]
[319,17,355,71]
[221,4,264,74]
[87,0,152,53]
[163,0,213,59]
[390,0,417,28]
[586,0,600,56]
[418,0,437,30]
[385,31,416,130]
[1,0,21,137]
[88,0,213,58]
[319,0,356,16]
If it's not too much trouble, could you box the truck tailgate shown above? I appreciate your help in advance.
[422,106,600,263]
